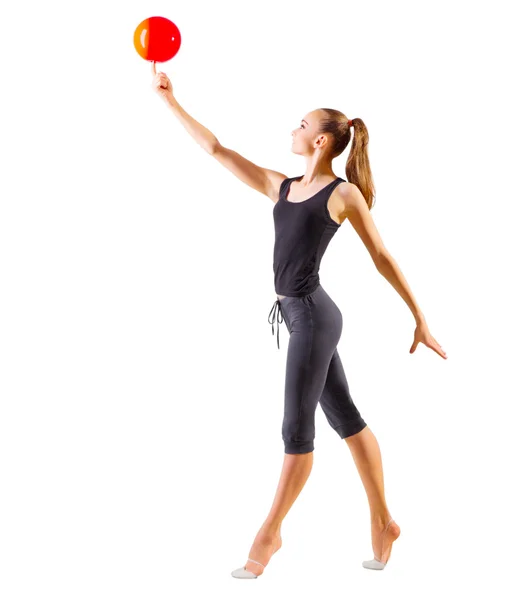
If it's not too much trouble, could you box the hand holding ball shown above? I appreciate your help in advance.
[151,62,174,104]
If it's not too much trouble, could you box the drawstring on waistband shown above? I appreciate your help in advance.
[268,298,283,349]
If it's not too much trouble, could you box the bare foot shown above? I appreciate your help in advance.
[242,526,283,576]
[370,517,401,564]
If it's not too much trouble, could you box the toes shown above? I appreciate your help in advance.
[231,567,258,579]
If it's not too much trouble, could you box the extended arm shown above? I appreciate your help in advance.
[340,184,447,358]
[161,96,286,202]
[340,183,425,326]
[165,96,218,154]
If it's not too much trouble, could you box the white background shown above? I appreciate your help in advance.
[1,0,520,598]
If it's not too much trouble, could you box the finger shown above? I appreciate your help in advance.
[433,338,445,352]
[432,342,448,359]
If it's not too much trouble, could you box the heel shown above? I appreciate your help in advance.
[362,517,395,570]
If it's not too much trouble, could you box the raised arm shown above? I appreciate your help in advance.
[210,144,288,203]
[151,64,287,203]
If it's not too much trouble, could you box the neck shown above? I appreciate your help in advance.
[300,158,335,186]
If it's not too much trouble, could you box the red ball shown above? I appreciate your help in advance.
[133,16,182,63]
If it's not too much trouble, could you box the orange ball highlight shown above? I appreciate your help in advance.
[134,16,182,63]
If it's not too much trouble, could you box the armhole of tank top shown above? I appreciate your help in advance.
[324,179,344,227]
[279,177,293,201]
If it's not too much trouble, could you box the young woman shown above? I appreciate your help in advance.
[151,63,447,577]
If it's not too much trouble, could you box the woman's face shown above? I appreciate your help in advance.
[291,111,325,155]
[291,113,312,153]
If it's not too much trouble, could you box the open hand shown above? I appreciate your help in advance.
[410,321,447,359]
[151,61,174,103]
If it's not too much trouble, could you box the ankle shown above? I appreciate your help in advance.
[261,520,282,537]
[370,511,392,527]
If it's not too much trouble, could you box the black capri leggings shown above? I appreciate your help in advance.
[268,284,367,454]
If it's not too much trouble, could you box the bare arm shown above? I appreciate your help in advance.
[210,144,288,203]
[164,96,218,153]
[152,66,287,200]
[340,183,426,326]
[163,98,286,202]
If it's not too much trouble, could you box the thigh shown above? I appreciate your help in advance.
[318,347,366,435]
[280,291,342,428]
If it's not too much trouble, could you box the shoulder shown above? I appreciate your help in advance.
[336,181,365,210]
[332,181,369,223]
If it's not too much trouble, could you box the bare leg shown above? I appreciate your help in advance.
[345,426,401,563]
[241,451,314,576]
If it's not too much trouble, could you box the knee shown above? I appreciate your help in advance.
[282,419,315,454]
[335,419,367,439]
[284,440,314,454]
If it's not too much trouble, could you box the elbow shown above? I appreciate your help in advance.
[208,140,221,155]
[375,252,392,272]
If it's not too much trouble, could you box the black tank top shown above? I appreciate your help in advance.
[272,175,345,296]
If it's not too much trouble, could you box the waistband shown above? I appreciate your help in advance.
[267,284,324,349]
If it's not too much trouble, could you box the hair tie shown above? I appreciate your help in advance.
[348,119,354,127]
